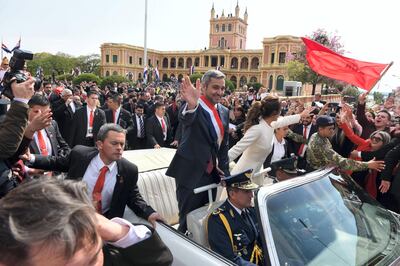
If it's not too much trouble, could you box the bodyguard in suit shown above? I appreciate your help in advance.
[289,113,317,169]
[26,95,70,176]
[146,102,173,149]
[208,170,263,266]
[68,90,106,147]
[51,89,78,141]
[27,123,164,225]
[166,70,230,233]
[104,92,134,138]
[130,103,147,150]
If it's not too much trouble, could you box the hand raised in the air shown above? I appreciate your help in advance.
[181,76,201,110]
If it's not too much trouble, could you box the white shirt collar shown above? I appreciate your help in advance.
[227,199,243,215]
[93,154,117,173]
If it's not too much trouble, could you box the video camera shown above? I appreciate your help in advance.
[1,49,41,100]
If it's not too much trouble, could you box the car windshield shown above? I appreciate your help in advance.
[266,171,400,266]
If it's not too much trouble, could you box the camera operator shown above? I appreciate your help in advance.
[0,78,36,159]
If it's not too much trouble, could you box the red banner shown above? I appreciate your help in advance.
[302,37,390,91]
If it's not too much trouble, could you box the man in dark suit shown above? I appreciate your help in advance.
[26,95,70,176]
[0,177,173,266]
[68,90,106,147]
[130,104,147,150]
[104,92,134,135]
[146,102,173,149]
[27,123,164,225]
[166,70,230,233]
[52,88,79,141]
[289,113,317,170]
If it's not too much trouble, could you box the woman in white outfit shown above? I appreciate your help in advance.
[228,96,313,185]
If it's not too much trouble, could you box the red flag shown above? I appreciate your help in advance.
[302,37,390,91]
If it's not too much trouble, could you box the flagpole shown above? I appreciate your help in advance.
[143,0,148,73]
[1,36,3,60]
[367,61,394,94]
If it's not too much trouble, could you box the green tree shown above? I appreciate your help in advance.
[373,91,384,104]
[287,28,345,95]
[189,73,203,84]
[76,54,101,75]
[342,86,361,98]
[56,74,74,82]
[72,73,101,85]
[247,82,263,91]
[225,79,235,92]
[100,75,128,88]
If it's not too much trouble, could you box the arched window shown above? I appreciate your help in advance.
[105,71,110,76]
[162,58,168,68]
[178,74,183,81]
[250,57,259,69]
[230,75,237,88]
[170,58,176,68]
[186,57,193,68]
[250,76,257,83]
[162,73,168,81]
[228,24,232,31]
[178,58,184,68]
[194,57,200,67]
[216,24,219,32]
[240,57,249,69]
[231,57,238,69]
[276,75,284,90]
[112,71,118,76]
[240,76,247,87]
[268,75,273,90]
[222,24,226,32]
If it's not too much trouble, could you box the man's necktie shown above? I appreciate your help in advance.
[161,117,166,133]
[113,110,116,124]
[139,116,145,137]
[92,166,109,214]
[37,130,48,156]
[298,126,308,156]
[89,110,94,127]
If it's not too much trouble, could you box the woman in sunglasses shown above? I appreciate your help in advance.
[338,106,391,206]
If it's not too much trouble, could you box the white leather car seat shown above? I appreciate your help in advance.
[186,200,224,247]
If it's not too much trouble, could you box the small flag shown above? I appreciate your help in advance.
[190,65,195,75]
[1,43,11,54]
[302,37,390,92]
[11,37,21,52]
[154,67,160,81]
[143,66,148,83]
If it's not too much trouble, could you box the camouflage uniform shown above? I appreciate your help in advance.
[287,129,307,144]
[306,132,369,171]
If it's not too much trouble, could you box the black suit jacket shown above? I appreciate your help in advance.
[68,106,106,147]
[145,115,173,148]
[103,224,173,266]
[289,123,317,157]
[52,98,77,141]
[105,108,133,130]
[31,145,155,220]
[166,103,230,189]
[29,120,70,157]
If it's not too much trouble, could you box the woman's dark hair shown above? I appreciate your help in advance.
[243,96,281,132]
[233,106,246,121]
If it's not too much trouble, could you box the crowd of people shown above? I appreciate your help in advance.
[0,62,399,265]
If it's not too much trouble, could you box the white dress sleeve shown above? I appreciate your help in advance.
[271,114,301,129]
[228,125,261,162]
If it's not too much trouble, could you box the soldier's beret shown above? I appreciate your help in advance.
[316,115,336,127]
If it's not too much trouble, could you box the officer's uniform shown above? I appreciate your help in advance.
[207,170,263,266]
[306,115,369,172]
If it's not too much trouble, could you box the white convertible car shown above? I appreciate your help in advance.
[123,148,400,266]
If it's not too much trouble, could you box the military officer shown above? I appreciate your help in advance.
[207,169,263,266]
[306,115,385,172]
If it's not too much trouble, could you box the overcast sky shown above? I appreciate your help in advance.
[1,0,398,91]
